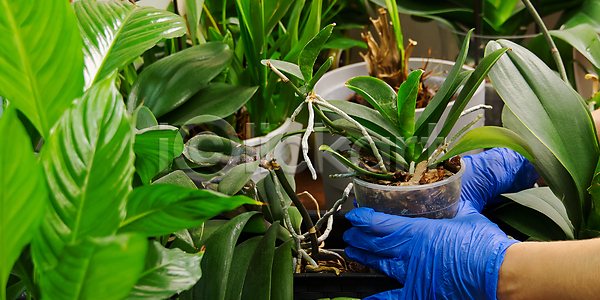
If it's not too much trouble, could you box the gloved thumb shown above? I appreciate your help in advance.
[364,288,404,300]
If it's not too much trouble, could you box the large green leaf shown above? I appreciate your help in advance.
[396,70,423,138]
[492,202,569,241]
[345,76,400,134]
[487,40,600,233]
[218,161,260,196]
[128,43,233,118]
[73,0,186,88]
[193,212,261,300]
[153,170,196,188]
[501,187,575,240]
[32,75,135,272]
[563,0,600,33]
[324,100,403,140]
[160,83,257,126]
[483,0,520,30]
[240,221,279,300]
[134,126,184,185]
[0,0,84,138]
[436,126,534,163]
[223,237,261,300]
[39,234,147,300]
[299,24,334,83]
[0,108,47,299]
[127,241,203,299]
[270,240,293,300]
[547,24,600,70]
[119,184,258,236]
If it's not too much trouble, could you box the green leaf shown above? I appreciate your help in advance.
[134,106,159,130]
[119,184,259,236]
[0,108,47,299]
[194,212,261,300]
[153,170,196,189]
[0,0,84,138]
[299,24,335,83]
[32,75,135,272]
[324,100,403,139]
[436,126,534,163]
[396,69,423,138]
[241,221,279,300]
[271,240,293,300]
[345,76,400,133]
[548,24,600,70]
[185,0,204,44]
[218,160,261,196]
[285,0,322,61]
[39,234,148,300]
[261,59,305,81]
[492,202,569,241]
[134,126,184,185]
[126,241,203,299]
[323,38,368,50]
[184,134,257,166]
[223,237,261,300]
[487,39,600,233]
[564,0,600,33]
[264,0,295,36]
[437,47,509,139]
[160,83,257,126]
[501,187,575,240]
[127,43,233,118]
[483,0,520,30]
[74,0,186,88]
[308,56,334,90]
[414,29,473,139]
[6,278,26,300]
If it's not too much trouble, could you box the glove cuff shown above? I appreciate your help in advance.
[484,239,520,300]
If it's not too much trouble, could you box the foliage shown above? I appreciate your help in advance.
[486,39,600,240]
[266,28,534,181]
[0,1,260,300]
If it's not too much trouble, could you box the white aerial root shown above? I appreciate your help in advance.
[290,101,306,121]
[459,104,493,118]
[300,249,319,268]
[303,99,317,180]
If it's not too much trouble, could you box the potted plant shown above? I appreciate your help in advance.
[1,1,263,299]
[265,24,534,218]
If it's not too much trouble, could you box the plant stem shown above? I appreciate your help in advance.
[522,0,569,84]
[273,164,319,262]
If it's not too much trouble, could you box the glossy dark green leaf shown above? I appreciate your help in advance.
[0,0,84,138]
[0,108,47,298]
[134,106,159,130]
[323,38,368,50]
[261,59,305,81]
[437,47,509,139]
[258,173,292,226]
[308,56,334,90]
[564,0,600,32]
[218,161,261,196]
[173,229,196,249]
[119,184,258,236]
[127,241,203,299]
[134,126,184,185]
[324,100,403,139]
[548,24,600,70]
[160,83,257,126]
[127,43,233,117]
[414,29,473,139]
[240,221,279,300]
[194,212,261,300]
[396,69,423,138]
[184,134,257,166]
[32,75,135,272]
[74,0,186,88]
[299,24,335,82]
[487,39,600,232]
[271,240,293,300]
[436,126,534,163]
[501,187,575,239]
[264,0,295,36]
[258,134,284,159]
[39,234,147,300]
[153,170,196,188]
[343,77,402,131]
[492,202,568,241]
[223,237,261,300]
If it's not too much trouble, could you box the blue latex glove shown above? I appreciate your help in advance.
[344,148,539,300]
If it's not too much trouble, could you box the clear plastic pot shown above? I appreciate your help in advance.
[353,160,465,219]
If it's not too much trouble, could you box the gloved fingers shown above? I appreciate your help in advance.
[346,207,428,237]
[363,288,404,300]
[345,246,407,283]
[462,148,540,212]
[344,227,414,258]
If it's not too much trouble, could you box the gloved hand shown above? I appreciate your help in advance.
[344,148,539,300]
